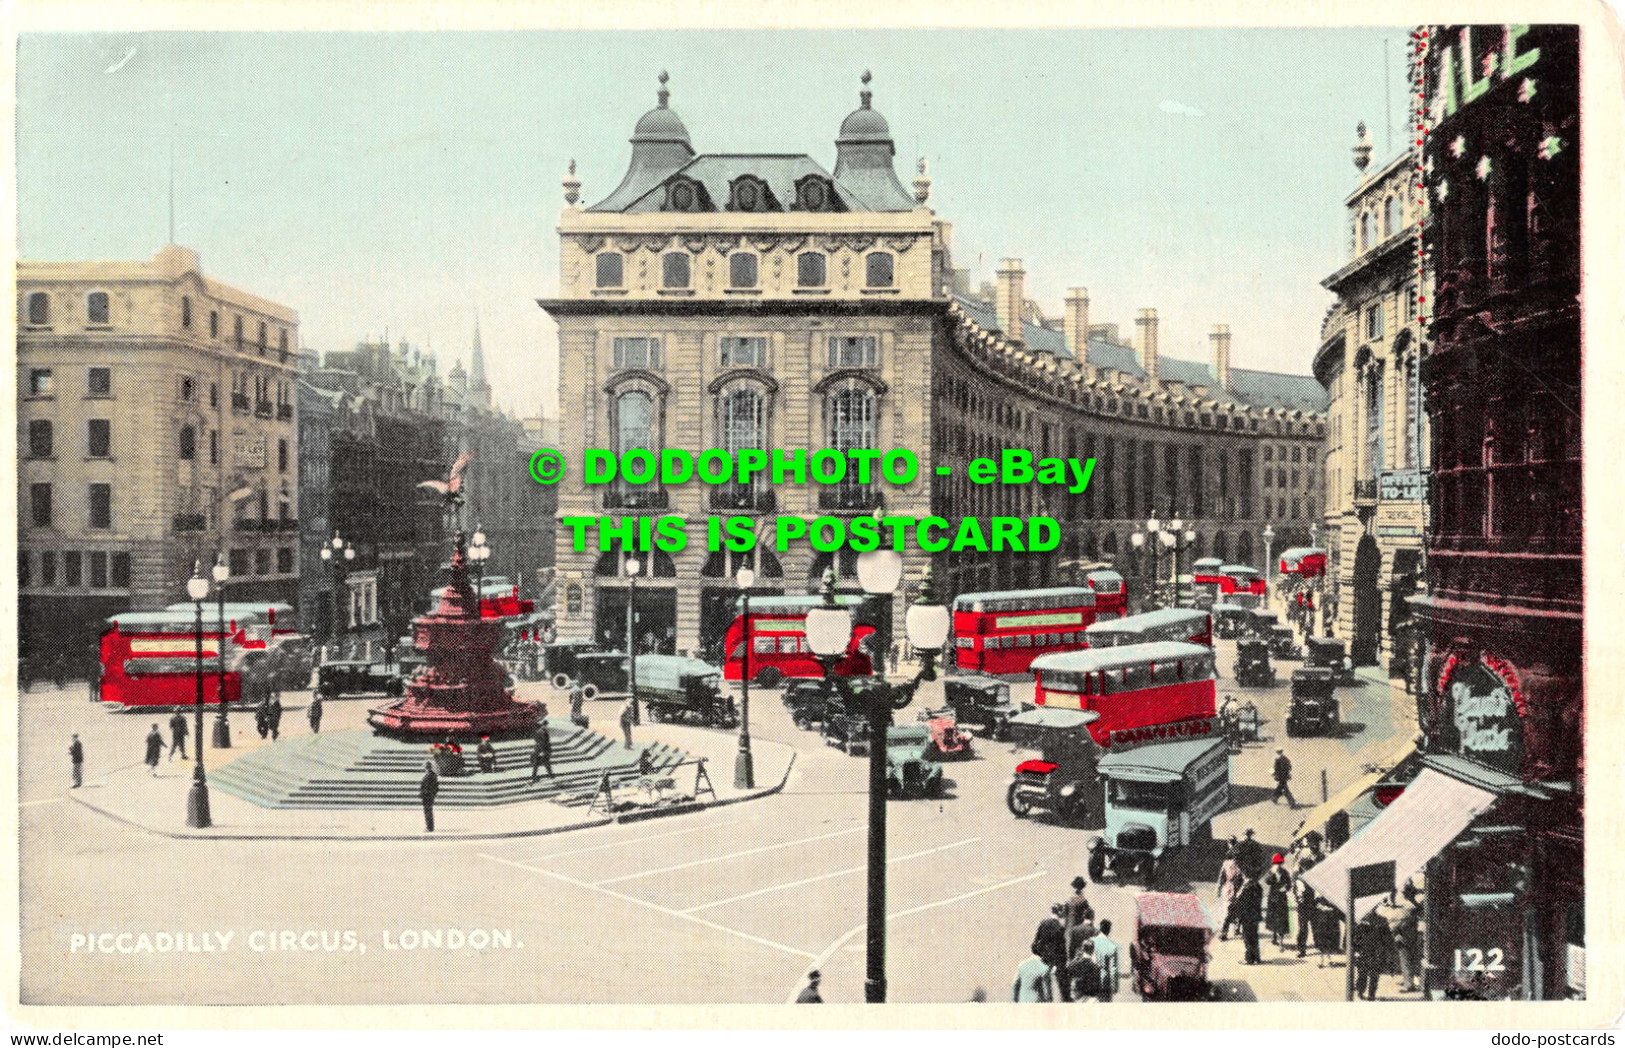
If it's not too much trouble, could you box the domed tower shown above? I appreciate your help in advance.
[832,71,915,210]
[593,71,696,211]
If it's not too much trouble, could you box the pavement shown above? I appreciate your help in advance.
[19,636,1423,1005]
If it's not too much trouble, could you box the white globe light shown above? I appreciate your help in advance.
[473,530,487,547]
[332,533,343,549]
[1131,533,1145,548]
[804,604,853,657]
[1185,530,1196,542]
[906,602,951,652]
[320,547,331,561]
[624,557,641,577]
[855,549,903,595]
[212,559,229,583]
[735,565,756,589]
[1159,531,1176,548]
[1170,518,1184,532]
[186,573,209,602]
[344,546,355,561]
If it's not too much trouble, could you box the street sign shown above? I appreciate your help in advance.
[1350,859,1397,899]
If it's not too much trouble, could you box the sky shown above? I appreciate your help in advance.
[17,29,1415,417]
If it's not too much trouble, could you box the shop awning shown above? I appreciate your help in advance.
[1301,768,1499,922]
[1293,732,1420,843]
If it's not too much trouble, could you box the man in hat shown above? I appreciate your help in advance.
[419,759,440,833]
[795,970,823,1003]
[619,699,636,750]
[1294,838,1325,959]
[530,722,553,782]
[1236,875,1265,965]
[168,709,189,760]
[1060,876,1096,959]
[307,692,324,735]
[1236,827,1265,879]
[477,735,497,774]
[1272,748,1296,808]
[69,733,84,788]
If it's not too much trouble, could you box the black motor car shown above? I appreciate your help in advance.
[783,678,834,730]
[1232,639,1276,688]
[942,674,1023,740]
[317,659,405,698]
[1286,668,1340,736]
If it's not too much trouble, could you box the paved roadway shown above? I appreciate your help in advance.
[20,636,1404,1005]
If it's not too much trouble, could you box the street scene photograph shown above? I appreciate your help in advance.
[10,16,1606,1024]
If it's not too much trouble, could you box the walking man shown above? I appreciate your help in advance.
[1272,748,1296,807]
[267,694,283,740]
[1060,875,1096,959]
[168,709,189,760]
[569,682,587,729]
[530,723,553,782]
[1092,919,1121,1003]
[477,735,497,774]
[69,734,84,789]
[620,699,636,750]
[1294,843,1323,959]
[144,724,164,776]
[419,759,440,833]
[255,696,270,739]
[1236,875,1264,965]
[1216,839,1244,940]
[307,693,324,735]
[1236,827,1265,879]
[795,970,823,1003]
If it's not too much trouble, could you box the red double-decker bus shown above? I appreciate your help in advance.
[1085,571,1127,621]
[1191,558,1226,607]
[98,610,249,709]
[723,594,876,682]
[951,587,1097,675]
[1030,641,1217,748]
[1278,547,1328,579]
[475,577,537,619]
[1219,564,1266,596]
[1084,608,1213,649]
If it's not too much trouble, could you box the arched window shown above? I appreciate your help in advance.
[613,389,659,509]
[798,252,827,288]
[87,292,110,325]
[730,252,758,289]
[662,252,691,289]
[718,385,767,508]
[1237,530,1253,565]
[1384,196,1400,237]
[1359,212,1371,252]
[866,252,894,288]
[1213,532,1228,561]
[178,425,196,460]
[27,292,49,326]
[596,253,624,289]
[826,380,876,509]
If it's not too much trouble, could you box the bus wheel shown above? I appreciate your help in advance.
[1006,782,1032,818]
[582,684,599,701]
[552,673,570,690]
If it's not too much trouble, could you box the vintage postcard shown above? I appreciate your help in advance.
[6,1,1621,1034]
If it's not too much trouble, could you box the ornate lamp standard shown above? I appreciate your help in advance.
[1159,519,1180,606]
[734,563,756,789]
[804,560,950,1003]
[184,563,212,829]
[211,554,232,748]
[319,532,355,658]
[1262,523,1277,608]
[471,526,490,603]
[625,555,641,724]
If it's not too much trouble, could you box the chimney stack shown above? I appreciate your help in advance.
[1064,288,1091,357]
[1210,324,1232,392]
[1134,308,1160,387]
[996,259,1026,344]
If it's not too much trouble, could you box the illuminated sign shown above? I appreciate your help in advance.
[1429,25,1541,121]
[1444,659,1524,774]
[130,639,220,657]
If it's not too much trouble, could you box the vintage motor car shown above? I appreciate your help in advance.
[821,679,886,755]
[1244,608,1281,640]
[1286,667,1341,737]
[1088,735,1230,887]
[884,725,947,798]
[317,659,405,698]
[941,674,1023,740]
[638,655,738,728]
[1267,624,1303,662]
[1005,706,1104,827]
[572,651,631,700]
[916,706,974,760]
[1232,639,1276,688]
[1210,602,1253,640]
[1129,892,1216,1001]
[783,677,834,730]
[544,640,606,689]
[1304,636,1356,684]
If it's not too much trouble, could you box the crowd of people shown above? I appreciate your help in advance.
[1011,876,1122,1002]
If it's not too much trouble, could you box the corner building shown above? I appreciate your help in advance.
[542,75,1327,656]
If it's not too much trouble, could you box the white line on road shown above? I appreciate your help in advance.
[785,868,1050,1004]
[19,797,64,808]
[478,851,818,961]
[683,837,981,915]
[525,814,759,863]
[592,824,864,886]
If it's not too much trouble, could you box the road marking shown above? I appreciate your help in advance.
[19,797,63,808]
[525,814,758,862]
[479,852,817,961]
[683,837,981,914]
[592,824,864,886]
[787,868,1049,1004]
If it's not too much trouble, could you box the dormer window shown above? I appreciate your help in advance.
[794,175,838,212]
[662,252,691,289]
[596,253,624,289]
[664,176,706,212]
[728,175,774,212]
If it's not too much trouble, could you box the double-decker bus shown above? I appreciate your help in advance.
[1030,641,1218,748]
[1219,564,1266,596]
[1278,547,1328,580]
[164,601,311,689]
[1085,571,1127,620]
[475,577,537,620]
[723,594,876,682]
[1191,558,1226,607]
[1085,608,1213,649]
[951,587,1097,675]
[98,610,252,709]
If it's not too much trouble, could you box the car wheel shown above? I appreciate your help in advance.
[385,677,405,697]
[928,777,945,798]
[582,684,599,701]
[1006,782,1032,818]
[552,673,570,690]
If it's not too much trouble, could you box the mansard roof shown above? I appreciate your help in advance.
[590,152,917,214]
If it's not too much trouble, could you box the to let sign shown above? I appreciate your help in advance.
[1379,470,1426,502]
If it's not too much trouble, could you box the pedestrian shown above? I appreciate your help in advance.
[144,724,164,776]
[255,695,270,739]
[1216,838,1243,941]
[1066,939,1101,1003]
[1354,912,1394,1000]
[795,970,823,1003]
[1265,855,1292,947]
[1236,875,1264,965]
[419,759,440,833]
[531,723,553,781]
[168,709,189,760]
[1272,749,1296,807]
[620,699,636,750]
[267,694,283,740]
[69,733,84,789]
[1091,919,1120,1003]
[1060,875,1096,959]
[477,735,497,774]
[307,693,324,735]
[888,644,900,674]
[638,746,655,778]
[1033,916,1071,1001]
[1012,944,1056,1003]
[569,681,588,729]
[1236,827,1265,879]
[1395,880,1425,992]
[1294,842,1322,959]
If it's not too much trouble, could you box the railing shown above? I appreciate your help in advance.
[818,486,884,511]
[277,404,294,420]
[231,393,251,413]
[172,513,206,533]
[602,487,669,510]
[708,486,776,513]
[254,401,274,418]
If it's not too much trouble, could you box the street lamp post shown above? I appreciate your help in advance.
[625,555,641,725]
[1263,523,1276,608]
[185,562,212,829]
[734,564,756,789]
[804,561,950,1003]
[1161,519,1180,607]
[211,555,231,748]
[319,532,354,659]
[471,526,489,605]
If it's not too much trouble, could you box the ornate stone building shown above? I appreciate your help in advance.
[1315,125,1433,666]
[18,245,299,674]
[542,74,1328,655]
